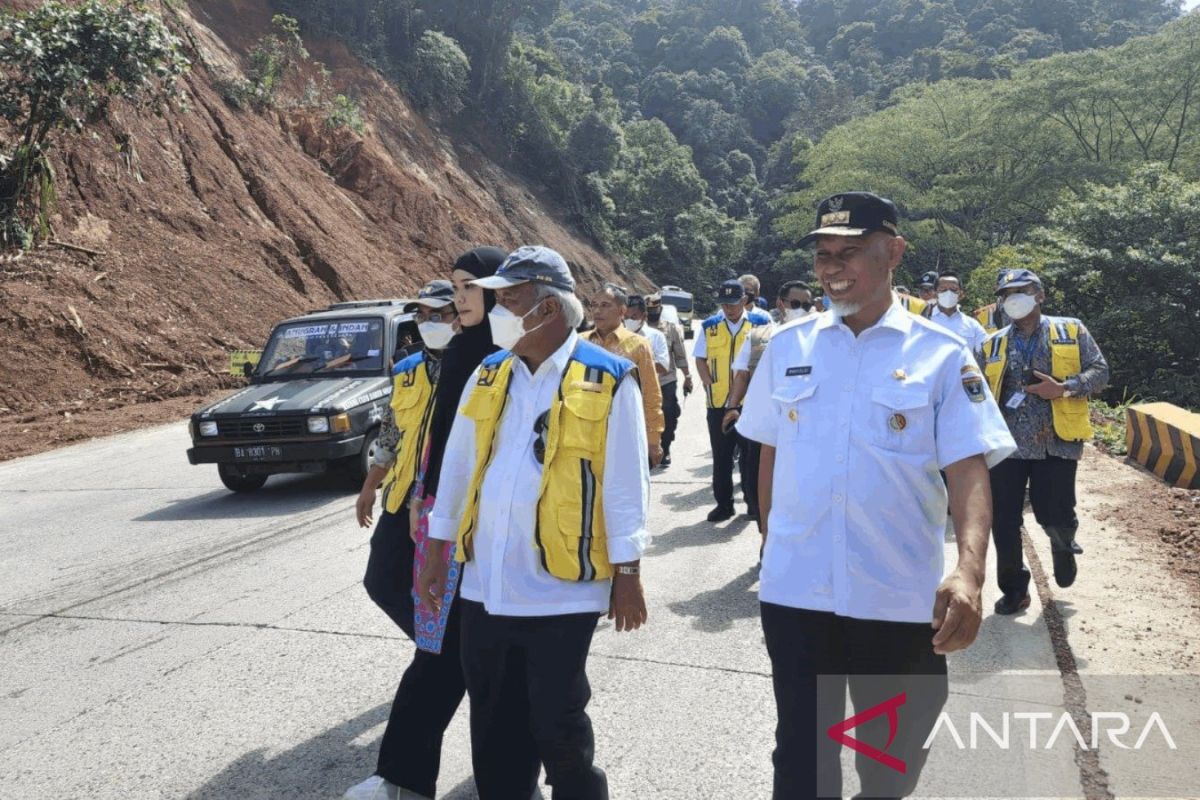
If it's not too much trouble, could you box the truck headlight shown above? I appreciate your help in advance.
[199,421,219,437]
[307,416,330,434]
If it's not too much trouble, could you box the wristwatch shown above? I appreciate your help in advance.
[1062,389,1075,398]
[615,565,640,576]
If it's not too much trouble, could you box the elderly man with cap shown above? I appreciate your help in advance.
[737,191,1016,800]
[583,284,666,467]
[978,268,1109,614]
[645,292,692,467]
[418,246,649,800]
[695,279,773,522]
[917,270,939,303]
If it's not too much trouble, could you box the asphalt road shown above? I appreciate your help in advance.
[1,377,1193,799]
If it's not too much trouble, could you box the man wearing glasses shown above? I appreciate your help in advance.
[419,247,649,800]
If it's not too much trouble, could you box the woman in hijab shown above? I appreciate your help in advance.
[345,247,505,800]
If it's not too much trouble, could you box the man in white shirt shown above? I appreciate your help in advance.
[738,193,1016,800]
[624,294,670,373]
[930,271,988,355]
[419,246,649,800]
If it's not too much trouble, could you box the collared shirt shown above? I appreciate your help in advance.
[978,316,1109,461]
[631,322,670,372]
[428,330,650,616]
[691,312,747,359]
[930,306,988,355]
[737,303,1016,624]
[582,325,665,448]
[648,318,689,385]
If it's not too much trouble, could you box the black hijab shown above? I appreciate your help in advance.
[421,246,506,499]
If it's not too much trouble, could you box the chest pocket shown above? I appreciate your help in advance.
[772,383,818,440]
[559,390,609,454]
[869,387,933,454]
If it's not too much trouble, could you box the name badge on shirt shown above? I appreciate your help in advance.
[786,366,812,377]
[572,380,604,393]
[1006,391,1027,410]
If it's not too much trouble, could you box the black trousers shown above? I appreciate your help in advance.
[761,603,948,800]
[460,600,607,800]
[706,407,755,510]
[661,379,681,456]
[362,507,466,798]
[989,455,1079,597]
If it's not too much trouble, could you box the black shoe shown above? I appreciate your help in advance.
[1071,540,1083,555]
[707,505,735,522]
[994,593,1031,615]
[1052,550,1077,588]
[661,453,672,468]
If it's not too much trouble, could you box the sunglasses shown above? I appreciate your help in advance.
[786,299,812,309]
[533,410,550,465]
[415,309,458,324]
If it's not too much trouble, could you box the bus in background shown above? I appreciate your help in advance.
[660,285,695,338]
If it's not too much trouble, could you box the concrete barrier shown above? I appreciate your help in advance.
[1125,402,1200,489]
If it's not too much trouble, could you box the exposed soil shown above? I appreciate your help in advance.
[0,0,648,462]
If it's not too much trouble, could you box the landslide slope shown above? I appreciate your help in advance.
[0,0,644,460]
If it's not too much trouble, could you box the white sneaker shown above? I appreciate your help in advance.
[342,775,399,800]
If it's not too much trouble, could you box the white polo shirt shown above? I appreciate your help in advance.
[428,331,650,616]
[931,306,988,355]
[631,321,670,370]
[737,303,1016,624]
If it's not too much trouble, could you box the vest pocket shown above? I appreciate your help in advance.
[560,391,609,452]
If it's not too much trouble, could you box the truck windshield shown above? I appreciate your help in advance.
[661,294,693,313]
[256,318,386,379]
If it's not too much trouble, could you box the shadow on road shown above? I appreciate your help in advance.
[185,700,548,800]
[646,516,754,557]
[668,565,761,632]
[136,475,349,522]
[186,703,390,800]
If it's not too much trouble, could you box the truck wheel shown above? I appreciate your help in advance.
[218,464,268,492]
[352,428,379,485]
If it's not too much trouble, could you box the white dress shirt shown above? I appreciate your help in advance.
[691,313,747,359]
[429,330,650,616]
[931,305,988,355]
[737,303,1016,624]
[631,321,670,370]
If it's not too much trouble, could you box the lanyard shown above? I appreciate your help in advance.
[1010,321,1043,366]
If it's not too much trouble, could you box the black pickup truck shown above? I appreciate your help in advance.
[188,300,419,492]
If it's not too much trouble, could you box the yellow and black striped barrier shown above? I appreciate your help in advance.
[1125,402,1200,490]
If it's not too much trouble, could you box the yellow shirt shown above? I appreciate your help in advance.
[582,326,665,448]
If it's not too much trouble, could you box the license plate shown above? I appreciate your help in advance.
[234,446,282,460]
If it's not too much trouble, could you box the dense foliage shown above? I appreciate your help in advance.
[0,0,188,247]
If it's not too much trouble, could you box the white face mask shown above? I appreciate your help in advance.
[784,308,808,322]
[488,301,547,350]
[623,318,643,333]
[937,290,959,310]
[1003,293,1038,321]
[417,321,455,350]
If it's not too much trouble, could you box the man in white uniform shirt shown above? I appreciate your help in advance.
[930,271,988,354]
[419,246,649,800]
[738,193,1016,800]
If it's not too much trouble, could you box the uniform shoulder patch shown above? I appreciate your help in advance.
[962,367,986,403]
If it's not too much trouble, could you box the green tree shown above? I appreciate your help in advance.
[0,0,187,248]
[407,30,471,115]
[1035,165,1200,404]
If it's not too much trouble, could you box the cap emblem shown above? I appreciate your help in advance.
[828,195,844,212]
[820,210,851,227]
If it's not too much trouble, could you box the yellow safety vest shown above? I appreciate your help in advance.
[702,311,770,408]
[897,293,934,318]
[382,352,437,514]
[454,342,632,582]
[982,320,1092,442]
[974,303,1003,334]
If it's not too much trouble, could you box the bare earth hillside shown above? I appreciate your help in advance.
[0,0,647,461]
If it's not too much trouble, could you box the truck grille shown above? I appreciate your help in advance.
[217,417,307,439]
